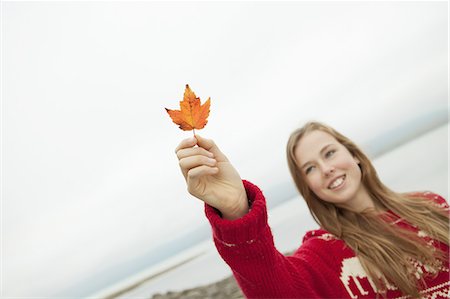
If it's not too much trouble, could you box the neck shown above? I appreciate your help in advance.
[340,186,385,213]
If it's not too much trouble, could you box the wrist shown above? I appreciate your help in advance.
[222,192,249,220]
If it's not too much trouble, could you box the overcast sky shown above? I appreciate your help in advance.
[2,1,448,297]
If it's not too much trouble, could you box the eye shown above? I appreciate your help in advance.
[325,149,336,158]
[305,165,315,174]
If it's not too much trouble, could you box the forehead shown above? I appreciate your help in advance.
[294,130,338,164]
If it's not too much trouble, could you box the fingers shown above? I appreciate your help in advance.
[187,165,219,182]
[176,146,214,160]
[174,136,197,154]
[174,135,227,180]
[174,135,226,162]
[179,155,218,178]
[195,135,228,162]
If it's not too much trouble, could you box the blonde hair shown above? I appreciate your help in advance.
[286,121,449,298]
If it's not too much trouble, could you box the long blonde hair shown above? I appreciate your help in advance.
[286,121,449,298]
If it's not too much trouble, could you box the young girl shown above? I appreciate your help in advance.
[174,121,449,298]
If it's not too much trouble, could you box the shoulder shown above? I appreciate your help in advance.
[301,229,348,255]
[294,229,350,267]
[302,229,339,244]
[405,191,449,211]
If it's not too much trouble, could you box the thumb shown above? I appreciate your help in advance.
[195,135,228,162]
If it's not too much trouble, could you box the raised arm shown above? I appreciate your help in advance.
[174,136,339,298]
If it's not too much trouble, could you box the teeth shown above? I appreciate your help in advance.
[329,176,345,189]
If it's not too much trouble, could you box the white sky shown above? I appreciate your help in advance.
[1,1,448,297]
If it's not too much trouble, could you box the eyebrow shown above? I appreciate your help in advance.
[300,144,334,170]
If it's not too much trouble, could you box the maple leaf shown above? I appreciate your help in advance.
[165,84,211,134]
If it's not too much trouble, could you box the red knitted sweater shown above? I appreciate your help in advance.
[204,180,450,299]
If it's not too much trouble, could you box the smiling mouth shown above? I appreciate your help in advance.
[328,175,346,189]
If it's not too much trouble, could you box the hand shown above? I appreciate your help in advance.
[175,135,249,220]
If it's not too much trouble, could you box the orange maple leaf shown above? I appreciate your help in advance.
[165,84,211,134]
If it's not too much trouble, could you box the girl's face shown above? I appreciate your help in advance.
[294,130,371,211]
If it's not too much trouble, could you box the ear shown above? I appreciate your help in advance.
[353,156,360,164]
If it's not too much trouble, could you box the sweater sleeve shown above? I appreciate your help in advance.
[204,180,341,298]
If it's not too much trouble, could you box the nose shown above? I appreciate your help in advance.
[321,163,335,177]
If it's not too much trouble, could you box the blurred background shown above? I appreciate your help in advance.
[1,1,448,298]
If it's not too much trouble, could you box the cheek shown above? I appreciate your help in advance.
[337,157,359,171]
[305,174,323,193]
[346,160,362,180]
